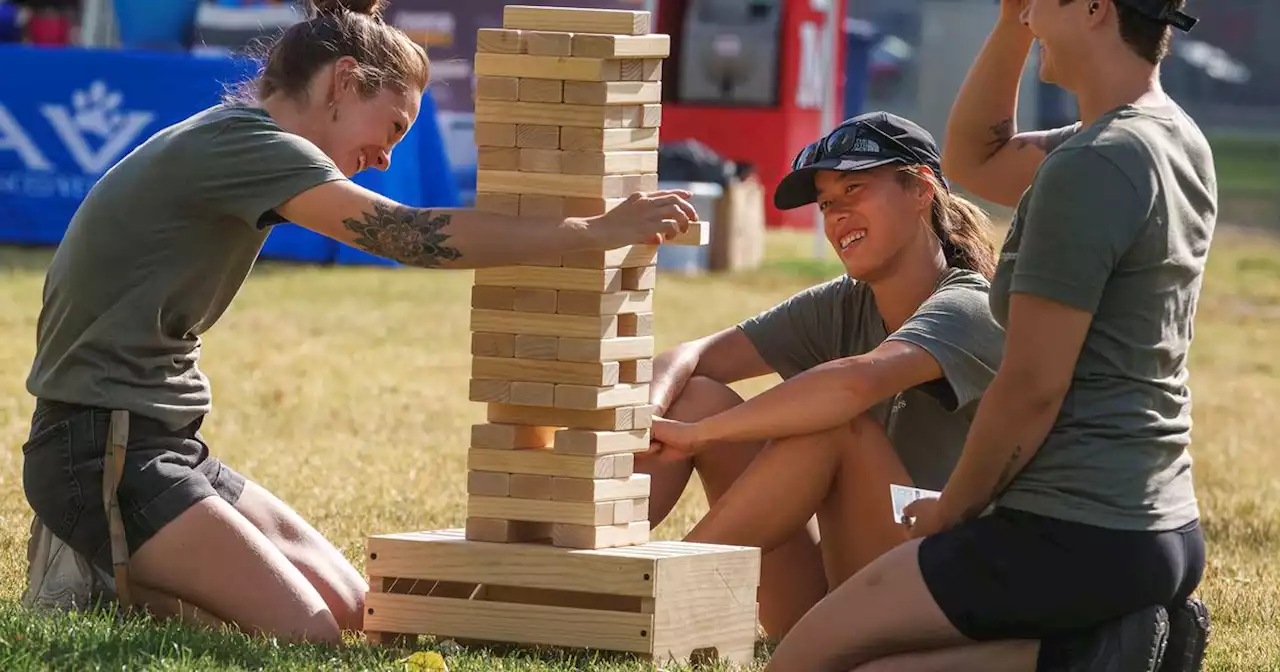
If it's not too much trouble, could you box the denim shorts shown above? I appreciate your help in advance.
[21,398,246,573]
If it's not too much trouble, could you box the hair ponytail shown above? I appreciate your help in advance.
[898,166,998,279]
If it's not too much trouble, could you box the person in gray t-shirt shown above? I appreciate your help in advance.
[20,0,700,643]
[759,3,1214,672]
[637,111,1006,638]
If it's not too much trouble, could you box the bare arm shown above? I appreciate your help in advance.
[276,179,695,269]
[942,9,1078,207]
[650,327,775,417]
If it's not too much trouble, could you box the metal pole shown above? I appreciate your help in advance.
[813,0,840,258]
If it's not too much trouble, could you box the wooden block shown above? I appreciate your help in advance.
[476,28,526,54]
[551,521,650,549]
[518,194,565,218]
[472,423,557,450]
[477,146,520,171]
[502,6,650,35]
[513,334,560,360]
[562,150,657,175]
[621,266,657,291]
[468,448,627,480]
[668,220,710,246]
[476,99,647,129]
[478,170,650,200]
[517,78,563,103]
[488,403,652,431]
[558,336,654,363]
[474,53,621,82]
[612,452,636,478]
[554,428,650,456]
[473,356,619,387]
[552,474,651,502]
[560,127,659,151]
[562,81,662,106]
[474,266,620,293]
[524,30,573,56]
[364,529,761,663]
[467,471,511,497]
[469,379,556,406]
[471,309,617,339]
[519,148,564,173]
[620,358,653,384]
[555,383,650,410]
[571,34,670,59]
[515,124,561,149]
[611,499,635,524]
[618,313,653,337]
[469,495,617,526]
[621,59,662,82]
[563,197,626,217]
[560,245,658,270]
[474,192,520,216]
[472,285,516,311]
[556,290,652,316]
[513,288,558,314]
[475,75,519,101]
[475,122,516,147]
[641,104,661,127]
[464,518,552,543]
[509,474,555,500]
[472,332,516,358]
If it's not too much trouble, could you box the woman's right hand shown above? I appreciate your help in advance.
[585,190,698,249]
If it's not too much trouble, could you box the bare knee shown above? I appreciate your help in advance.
[666,376,744,422]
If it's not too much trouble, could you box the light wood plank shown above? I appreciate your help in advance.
[476,99,647,129]
[571,34,670,58]
[559,127,660,151]
[562,81,662,105]
[471,423,558,450]
[555,383,650,410]
[474,122,516,147]
[473,356,619,387]
[474,266,620,293]
[554,428,650,456]
[475,75,519,101]
[552,474,651,502]
[557,336,654,363]
[468,448,625,480]
[476,28,526,54]
[562,150,657,175]
[516,78,563,103]
[560,245,658,269]
[555,290,652,316]
[502,6,649,35]
[488,403,652,431]
[515,124,560,149]
[474,192,520,216]
[474,53,622,82]
[618,313,653,337]
[477,170,646,200]
[470,309,617,339]
[471,332,515,358]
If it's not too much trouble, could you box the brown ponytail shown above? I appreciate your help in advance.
[898,166,998,280]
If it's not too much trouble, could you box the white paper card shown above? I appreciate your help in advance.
[891,484,941,524]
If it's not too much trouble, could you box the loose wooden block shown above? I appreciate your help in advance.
[515,124,561,149]
[469,379,556,406]
[467,471,511,497]
[555,382,650,410]
[519,148,564,173]
[474,266,620,293]
[476,28,526,54]
[475,122,517,147]
[474,192,520,216]
[513,334,560,360]
[554,428,651,456]
[524,30,574,56]
[475,75,520,101]
[562,150,658,175]
[562,81,662,106]
[476,99,648,129]
[560,126,660,151]
[472,423,557,450]
[474,53,622,82]
[509,474,555,500]
[364,530,761,662]
[571,34,670,59]
[618,313,654,337]
[563,197,626,217]
[560,245,658,269]
[516,78,564,103]
[477,146,521,171]
[471,308,617,339]
[464,518,552,543]
[502,5,650,35]
[468,448,628,480]
[477,170,652,200]
[620,358,654,384]
[621,266,657,291]
[556,290,652,316]
[471,332,516,358]
[667,220,711,246]
[473,356,619,387]
[519,194,565,217]
[488,403,652,431]
[558,336,654,363]
[621,59,662,82]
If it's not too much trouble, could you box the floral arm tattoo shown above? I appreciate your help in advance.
[341,202,463,268]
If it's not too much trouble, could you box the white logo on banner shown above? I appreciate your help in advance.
[0,80,154,199]
[795,20,827,110]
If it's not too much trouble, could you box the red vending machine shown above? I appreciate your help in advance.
[657,0,846,230]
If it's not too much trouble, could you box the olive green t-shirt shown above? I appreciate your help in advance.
[738,268,1005,491]
[26,105,348,430]
[990,100,1217,531]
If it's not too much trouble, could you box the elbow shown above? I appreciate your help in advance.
[995,366,1070,417]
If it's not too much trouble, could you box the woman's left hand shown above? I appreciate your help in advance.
[902,497,958,539]
[649,416,703,457]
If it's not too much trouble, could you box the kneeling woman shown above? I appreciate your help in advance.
[635,111,1005,638]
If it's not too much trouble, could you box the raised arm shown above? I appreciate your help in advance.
[942,2,1079,207]
[277,179,697,269]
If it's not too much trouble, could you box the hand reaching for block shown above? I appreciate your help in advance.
[583,189,698,247]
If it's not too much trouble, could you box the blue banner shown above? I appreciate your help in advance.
[0,44,459,265]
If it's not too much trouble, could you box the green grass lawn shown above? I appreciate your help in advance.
[0,222,1278,670]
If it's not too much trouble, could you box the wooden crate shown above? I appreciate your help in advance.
[364,530,761,666]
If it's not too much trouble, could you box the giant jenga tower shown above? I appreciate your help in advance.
[362,5,761,666]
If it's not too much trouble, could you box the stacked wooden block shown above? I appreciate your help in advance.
[464,4,698,550]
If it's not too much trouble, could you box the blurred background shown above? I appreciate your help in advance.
[0,0,1272,272]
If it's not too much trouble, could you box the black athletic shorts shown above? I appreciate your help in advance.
[21,398,246,573]
[918,506,1205,643]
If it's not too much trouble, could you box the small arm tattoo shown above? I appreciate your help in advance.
[992,444,1024,498]
[342,202,462,268]
[984,117,1015,157]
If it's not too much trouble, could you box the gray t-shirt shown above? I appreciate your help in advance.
[26,105,348,430]
[990,100,1216,531]
[738,268,1005,491]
